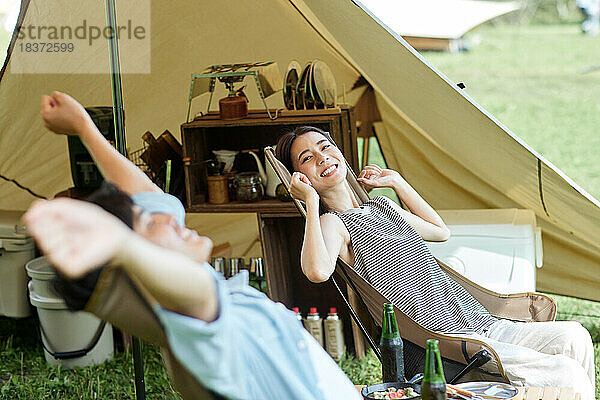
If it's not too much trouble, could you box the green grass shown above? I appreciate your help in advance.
[0,317,181,400]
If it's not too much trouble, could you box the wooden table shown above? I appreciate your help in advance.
[354,386,582,399]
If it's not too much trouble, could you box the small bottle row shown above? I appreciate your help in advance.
[292,306,346,362]
[210,256,266,293]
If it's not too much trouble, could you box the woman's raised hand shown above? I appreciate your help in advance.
[289,172,319,204]
[357,164,402,191]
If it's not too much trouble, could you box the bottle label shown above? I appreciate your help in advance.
[324,320,345,361]
[303,319,324,347]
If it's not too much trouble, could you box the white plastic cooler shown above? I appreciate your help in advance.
[0,210,35,317]
[426,209,543,294]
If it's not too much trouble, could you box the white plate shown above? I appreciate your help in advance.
[454,382,518,399]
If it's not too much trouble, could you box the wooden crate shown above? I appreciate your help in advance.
[180,107,358,211]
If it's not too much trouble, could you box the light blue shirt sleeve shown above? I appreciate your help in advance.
[154,265,327,400]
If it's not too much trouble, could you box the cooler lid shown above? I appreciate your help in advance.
[0,210,29,239]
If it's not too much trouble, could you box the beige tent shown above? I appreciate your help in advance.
[1,0,600,301]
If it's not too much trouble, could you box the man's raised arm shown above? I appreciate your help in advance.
[41,91,161,196]
[24,198,217,322]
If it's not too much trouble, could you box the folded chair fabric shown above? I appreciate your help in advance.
[264,145,557,382]
[85,266,218,400]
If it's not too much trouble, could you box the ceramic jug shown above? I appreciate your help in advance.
[264,145,280,197]
[246,151,268,189]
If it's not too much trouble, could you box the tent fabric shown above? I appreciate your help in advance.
[1,0,600,300]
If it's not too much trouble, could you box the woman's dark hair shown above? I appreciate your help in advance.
[275,125,332,173]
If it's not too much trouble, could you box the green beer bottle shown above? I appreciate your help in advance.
[380,303,405,382]
[421,339,447,400]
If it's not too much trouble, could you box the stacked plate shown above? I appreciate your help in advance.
[283,59,337,110]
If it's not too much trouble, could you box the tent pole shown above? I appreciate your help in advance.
[105,0,127,154]
[104,1,146,400]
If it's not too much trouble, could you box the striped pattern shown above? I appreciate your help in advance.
[334,196,496,333]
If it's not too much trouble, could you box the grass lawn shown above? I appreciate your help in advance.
[2,22,600,399]
[0,317,181,399]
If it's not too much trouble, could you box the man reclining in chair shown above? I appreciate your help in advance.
[276,126,595,399]
[38,92,361,399]
[24,196,362,400]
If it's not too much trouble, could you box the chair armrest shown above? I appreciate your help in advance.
[85,266,167,345]
[439,260,557,322]
[337,261,509,381]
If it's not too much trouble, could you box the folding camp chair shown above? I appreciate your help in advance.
[85,266,224,400]
[264,145,557,383]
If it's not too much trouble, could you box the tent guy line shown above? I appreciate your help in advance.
[0,173,47,199]
[537,159,550,218]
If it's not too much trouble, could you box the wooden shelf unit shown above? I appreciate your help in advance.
[181,107,359,209]
[186,199,298,215]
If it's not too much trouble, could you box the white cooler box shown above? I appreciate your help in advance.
[0,210,35,317]
[426,209,543,294]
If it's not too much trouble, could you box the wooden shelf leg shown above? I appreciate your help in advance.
[347,283,366,359]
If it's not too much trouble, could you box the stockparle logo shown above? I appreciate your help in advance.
[10,0,151,74]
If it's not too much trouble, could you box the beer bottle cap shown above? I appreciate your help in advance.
[292,307,300,313]
[309,307,318,314]
[329,307,337,314]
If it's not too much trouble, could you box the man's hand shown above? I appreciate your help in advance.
[41,91,92,136]
[289,172,319,204]
[23,198,130,279]
[357,164,402,192]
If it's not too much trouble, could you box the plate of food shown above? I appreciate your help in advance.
[361,378,421,400]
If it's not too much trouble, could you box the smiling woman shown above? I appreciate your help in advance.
[274,126,595,398]
[275,126,451,283]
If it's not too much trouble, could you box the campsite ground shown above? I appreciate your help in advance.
[1,22,600,399]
